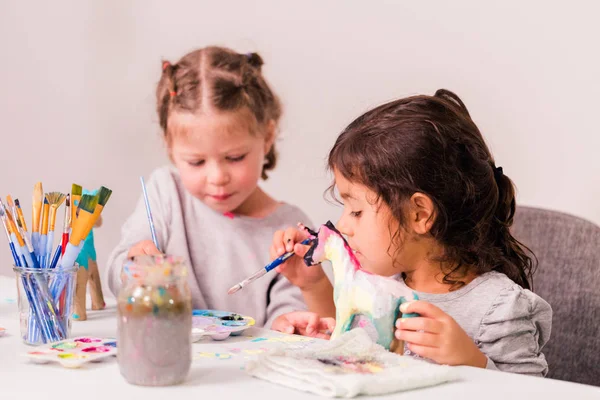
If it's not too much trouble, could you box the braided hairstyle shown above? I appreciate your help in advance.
[156,47,282,179]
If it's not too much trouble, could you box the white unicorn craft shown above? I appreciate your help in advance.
[303,221,419,353]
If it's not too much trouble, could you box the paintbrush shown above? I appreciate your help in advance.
[0,202,21,266]
[38,197,50,267]
[2,200,38,268]
[6,196,17,223]
[31,182,43,255]
[140,177,161,252]
[44,192,66,268]
[61,194,70,256]
[60,194,99,269]
[228,238,313,295]
[71,184,82,224]
[86,186,111,236]
[14,199,29,238]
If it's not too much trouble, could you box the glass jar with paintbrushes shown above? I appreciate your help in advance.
[0,183,112,345]
[117,255,192,386]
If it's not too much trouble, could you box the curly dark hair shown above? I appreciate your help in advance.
[157,46,281,180]
[328,89,536,290]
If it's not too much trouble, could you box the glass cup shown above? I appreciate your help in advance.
[117,254,192,386]
[13,265,78,345]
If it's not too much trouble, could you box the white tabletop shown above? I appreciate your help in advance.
[0,276,598,399]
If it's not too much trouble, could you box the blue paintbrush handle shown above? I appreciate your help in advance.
[264,238,312,273]
[50,245,62,269]
[9,242,20,267]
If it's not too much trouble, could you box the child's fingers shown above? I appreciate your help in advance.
[143,243,161,256]
[282,227,297,252]
[304,313,321,335]
[272,316,295,334]
[400,300,447,320]
[272,230,286,255]
[314,331,332,340]
[293,243,309,258]
[395,329,439,348]
[405,343,438,361]
[395,317,442,334]
[319,317,336,333]
[127,240,160,258]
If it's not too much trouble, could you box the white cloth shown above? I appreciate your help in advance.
[245,329,458,398]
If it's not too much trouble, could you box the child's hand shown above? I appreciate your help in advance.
[127,240,161,259]
[270,225,327,290]
[395,301,487,368]
[271,311,335,339]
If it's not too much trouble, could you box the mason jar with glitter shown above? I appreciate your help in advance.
[117,255,192,386]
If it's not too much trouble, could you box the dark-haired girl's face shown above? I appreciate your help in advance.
[334,170,410,277]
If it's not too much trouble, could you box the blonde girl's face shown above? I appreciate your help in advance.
[168,109,273,214]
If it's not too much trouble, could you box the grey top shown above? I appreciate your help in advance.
[105,166,310,327]
[397,271,552,376]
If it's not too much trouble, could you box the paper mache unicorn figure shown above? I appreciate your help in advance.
[303,221,419,353]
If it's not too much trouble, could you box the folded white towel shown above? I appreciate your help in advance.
[245,328,458,398]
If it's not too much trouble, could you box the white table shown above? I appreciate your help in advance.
[1,276,598,399]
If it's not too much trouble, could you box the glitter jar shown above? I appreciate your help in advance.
[117,255,192,386]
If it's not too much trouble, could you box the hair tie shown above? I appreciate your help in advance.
[494,166,503,180]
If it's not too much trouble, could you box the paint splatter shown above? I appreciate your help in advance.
[250,337,268,343]
[52,342,77,350]
[223,212,235,219]
[58,353,76,359]
[74,337,102,343]
[82,346,111,353]
[28,351,47,355]
[317,356,384,374]
[104,341,117,348]
[3,298,16,303]
[228,348,242,353]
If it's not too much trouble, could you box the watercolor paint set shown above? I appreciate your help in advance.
[24,336,117,368]
[192,309,255,342]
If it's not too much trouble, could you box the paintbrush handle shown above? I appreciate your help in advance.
[61,233,68,256]
[50,245,62,269]
[140,177,161,252]
[264,238,312,273]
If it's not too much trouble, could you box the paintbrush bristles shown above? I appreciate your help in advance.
[63,194,71,233]
[70,194,99,246]
[71,184,82,197]
[71,184,82,223]
[77,194,98,216]
[97,186,112,207]
[45,192,66,231]
[45,192,66,207]
[14,199,28,232]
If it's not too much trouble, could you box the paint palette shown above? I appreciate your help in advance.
[24,337,117,368]
[192,309,255,342]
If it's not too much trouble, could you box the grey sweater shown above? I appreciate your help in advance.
[397,271,552,376]
[105,166,309,327]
